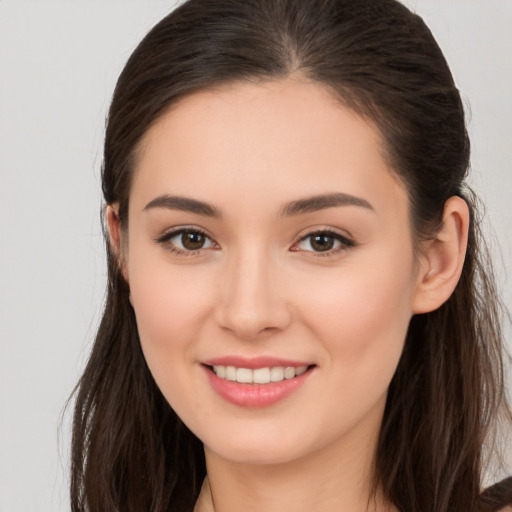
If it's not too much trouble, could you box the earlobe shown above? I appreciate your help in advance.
[412,196,470,314]
[105,204,129,283]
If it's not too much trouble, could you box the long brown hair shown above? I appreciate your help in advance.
[70,1,511,510]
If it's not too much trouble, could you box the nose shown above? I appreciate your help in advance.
[215,248,292,340]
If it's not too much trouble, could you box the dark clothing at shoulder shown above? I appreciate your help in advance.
[481,477,512,511]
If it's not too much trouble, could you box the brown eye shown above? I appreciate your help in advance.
[310,234,335,252]
[156,228,216,254]
[181,230,206,250]
[295,230,355,255]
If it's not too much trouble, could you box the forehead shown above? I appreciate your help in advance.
[130,77,408,221]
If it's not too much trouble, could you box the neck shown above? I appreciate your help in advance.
[195,408,396,512]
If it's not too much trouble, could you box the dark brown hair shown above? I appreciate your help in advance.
[71,1,511,511]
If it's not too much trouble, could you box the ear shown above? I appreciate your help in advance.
[412,196,469,314]
[105,204,129,283]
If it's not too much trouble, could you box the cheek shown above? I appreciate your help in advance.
[298,254,415,375]
[286,255,416,444]
[127,250,216,378]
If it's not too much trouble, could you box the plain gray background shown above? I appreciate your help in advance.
[0,1,511,510]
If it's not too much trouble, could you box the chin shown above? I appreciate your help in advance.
[205,440,308,466]
[198,420,334,467]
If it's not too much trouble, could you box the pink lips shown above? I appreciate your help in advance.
[201,356,315,408]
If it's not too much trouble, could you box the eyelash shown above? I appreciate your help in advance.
[293,230,356,257]
[155,228,356,257]
[155,227,216,257]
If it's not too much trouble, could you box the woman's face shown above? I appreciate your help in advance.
[123,78,424,466]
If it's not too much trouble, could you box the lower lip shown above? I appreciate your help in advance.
[203,365,313,408]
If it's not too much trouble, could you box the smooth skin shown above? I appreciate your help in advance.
[107,76,469,512]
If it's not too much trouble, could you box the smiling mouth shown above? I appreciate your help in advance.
[205,364,314,384]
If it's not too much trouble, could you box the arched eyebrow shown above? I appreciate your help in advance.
[144,195,222,218]
[278,193,374,216]
[143,192,374,218]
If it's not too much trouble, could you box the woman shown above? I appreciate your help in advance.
[70,0,512,510]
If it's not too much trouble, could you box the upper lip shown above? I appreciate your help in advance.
[202,356,314,369]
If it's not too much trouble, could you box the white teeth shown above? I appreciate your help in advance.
[212,365,309,384]
[270,367,284,382]
[284,367,295,379]
[225,366,237,381]
[253,367,271,384]
[295,365,307,376]
[214,365,226,378]
[236,368,253,383]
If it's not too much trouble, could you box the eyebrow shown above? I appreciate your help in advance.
[278,192,374,216]
[143,192,374,218]
[144,195,222,218]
